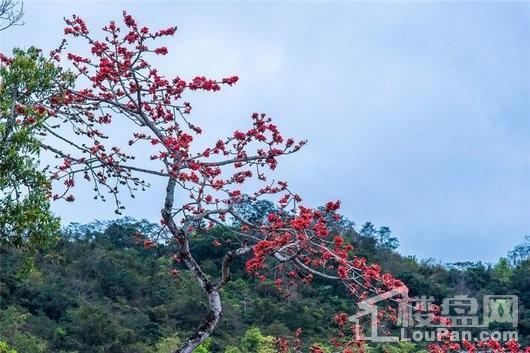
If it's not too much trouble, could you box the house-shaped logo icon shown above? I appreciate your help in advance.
[348,285,409,342]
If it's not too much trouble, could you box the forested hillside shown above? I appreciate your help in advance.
[1,218,528,353]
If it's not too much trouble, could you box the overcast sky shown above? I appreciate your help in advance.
[2,1,529,263]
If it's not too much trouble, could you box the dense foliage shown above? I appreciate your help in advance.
[1,218,527,353]
[0,47,70,248]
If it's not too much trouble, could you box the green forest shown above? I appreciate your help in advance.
[1,218,528,353]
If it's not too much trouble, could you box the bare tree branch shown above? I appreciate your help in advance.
[0,0,23,31]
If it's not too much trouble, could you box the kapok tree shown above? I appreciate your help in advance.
[2,12,527,353]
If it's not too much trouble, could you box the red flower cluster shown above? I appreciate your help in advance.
[64,15,89,36]
[188,76,221,91]
[222,75,239,86]
[46,11,306,212]
[154,47,168,55]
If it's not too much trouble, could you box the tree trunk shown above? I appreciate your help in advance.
[171,289,222,353]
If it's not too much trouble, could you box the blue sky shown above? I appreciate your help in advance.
[2,1,529,263]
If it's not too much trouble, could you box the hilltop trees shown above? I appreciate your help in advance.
[1,219,529,352]
[509,236,530,266]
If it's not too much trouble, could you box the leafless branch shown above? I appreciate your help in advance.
[0,0,24,31]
